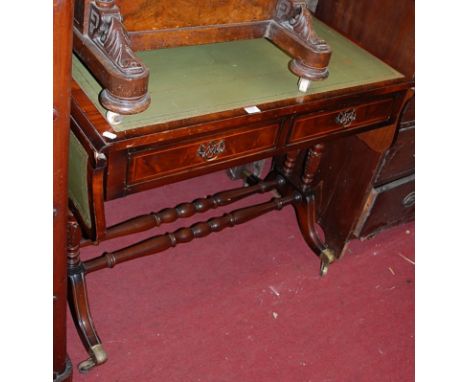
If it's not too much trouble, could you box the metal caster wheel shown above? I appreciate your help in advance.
[106,110,124,125]
[298,77,311,93]
[78,358,96,374]
[319,248,336,277]
[78,344,108,373]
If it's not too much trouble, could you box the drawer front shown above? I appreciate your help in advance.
[374,124,414,185]
[354,174,415,238]
[128,123,279,185]
[289,98,394,144]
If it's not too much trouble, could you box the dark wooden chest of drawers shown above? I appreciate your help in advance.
[316,0,415,238]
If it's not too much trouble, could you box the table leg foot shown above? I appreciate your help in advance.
[68,266,108,372]
[319,248,336,277]
[67,214,108,372]
[78,344,108,373]
[293,194,335,276]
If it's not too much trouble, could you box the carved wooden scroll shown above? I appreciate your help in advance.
[73,0,150,115]
[72,0,331,114]
[88,2,144,76]
[267,0,331,81]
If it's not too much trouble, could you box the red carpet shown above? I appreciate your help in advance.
[67,169,415,382]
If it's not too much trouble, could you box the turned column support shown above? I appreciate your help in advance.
[275,143,335,276]
[67,213,82,269]
[301,143,325,190]
[294,143,334,275]
[282,149,301,175]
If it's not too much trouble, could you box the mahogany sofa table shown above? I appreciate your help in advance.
[68,15,412,373]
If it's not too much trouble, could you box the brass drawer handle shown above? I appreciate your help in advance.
[402,191,415,208]
[197,139,226,161]
[335,109,357,127]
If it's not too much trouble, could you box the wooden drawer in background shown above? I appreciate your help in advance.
[288,97,394,144]
[354,174,415,238]
[374,124,414,185]
[128,122,280,186]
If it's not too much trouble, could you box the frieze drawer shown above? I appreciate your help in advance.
[128,123,279,185]
[289,98,394,144]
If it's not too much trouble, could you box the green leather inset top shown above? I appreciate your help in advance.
[68,132,92,228]
[72,20,403,132]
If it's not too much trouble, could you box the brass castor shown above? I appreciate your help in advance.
[319,248,336,277]
[105,110,124,125]
[78,344,108,373]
